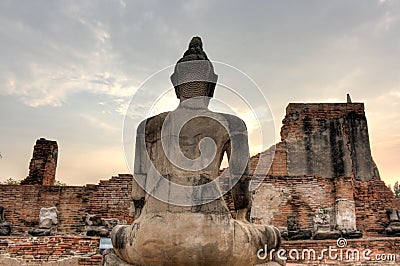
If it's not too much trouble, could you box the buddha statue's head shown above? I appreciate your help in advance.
[170,37,218,101]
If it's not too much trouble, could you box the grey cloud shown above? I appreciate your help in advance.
[0,0,399,184]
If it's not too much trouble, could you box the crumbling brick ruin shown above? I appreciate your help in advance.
[0,175,133,235]
[20,138,58,186]
[0,101,399,265]
[250,102,395,239]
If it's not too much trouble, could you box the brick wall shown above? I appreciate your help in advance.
[393,198,400,210]
[85,175,134,223]
[250,141,288,177]
[0,236,100,265]
[250,103,379,182]
[247,102,394,236]
[21,138,58,186]
[0,174,133,235]
[279,103,377,181]
[250,175,394,237]
[280,103,365,141]
[354,179,395,236]
[251,175,336,229]
[1,236,398,265]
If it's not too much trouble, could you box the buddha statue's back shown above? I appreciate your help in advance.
[104,37,283,266]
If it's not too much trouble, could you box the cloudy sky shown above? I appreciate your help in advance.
[0,0,399,187]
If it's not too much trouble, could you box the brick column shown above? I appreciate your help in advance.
[21,138,58,186]
[334,176,356,231]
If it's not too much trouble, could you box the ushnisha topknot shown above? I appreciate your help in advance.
[183,36,208,60]
[170,36,218,98]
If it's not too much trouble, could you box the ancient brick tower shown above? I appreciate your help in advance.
[20,138,58,186]
[280,103,379,181]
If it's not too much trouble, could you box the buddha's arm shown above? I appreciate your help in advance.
[225,119,252,222]
[231,175,251,221]
[132,122,148,219]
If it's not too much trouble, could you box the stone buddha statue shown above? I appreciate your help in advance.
[104,37,282,266]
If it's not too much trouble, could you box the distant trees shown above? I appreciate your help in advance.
[0,178,21,185]
[54,180,67,186]
[0,178,67,186]
[394,181,400,199]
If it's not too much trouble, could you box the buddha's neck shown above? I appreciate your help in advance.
[178,97,210,110]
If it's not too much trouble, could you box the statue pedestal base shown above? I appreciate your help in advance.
[282,229,312,240]
[313,230,341,240]
[28,228,51,236]
[103,249,134,266]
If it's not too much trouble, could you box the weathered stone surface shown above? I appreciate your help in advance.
[82,213,102,226]
[20,138,58,186]
[39,207,58,228]
[333,177,362,239]
[335,188,356,231]
[83,214,123,237]
[248,100,394,238]
[108,37,283,265]
[112,212,282,265]
[102,248,135,266]
[341,229,362,239]
[0,206,4,222]
[255,263,284,266]
[287,216,299,231]
[313,230,341,240]
[0,206,11,236]
[0,98,395,243]
[39,218,53,229]
[281,216,312,240]
[312,208,340,240]
[86,225,109,237]
[28,228,51,236]
[282,229,312,241]
[0,175,133,236]
[0,222,12,236]
[26,207,58,235]
[251,183,289,225]
[288,230,312,240]
[102,218,120,230]
[0,236,99,264]
[281,103,378,181]
[387,208,400,222]
[385,208,400,236]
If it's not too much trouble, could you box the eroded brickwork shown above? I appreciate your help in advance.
[251,175,336,229]
[280,103,378,181]
[0,101,397,265]
[250,141,288,177]
[21,138,58,186]
[1,236,398,266]
[85,175,133,223]
[251,175,394,237]
[0,236,100,265]
[249,102,394,237]
[354,179,395,236]
[280,103,365,141]
[394,198,400,210]
[0,175,133,235]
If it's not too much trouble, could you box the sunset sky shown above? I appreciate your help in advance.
[0,0,399,187]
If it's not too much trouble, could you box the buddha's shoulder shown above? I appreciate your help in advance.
[136,112,170,133]
[214,112,248,132]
